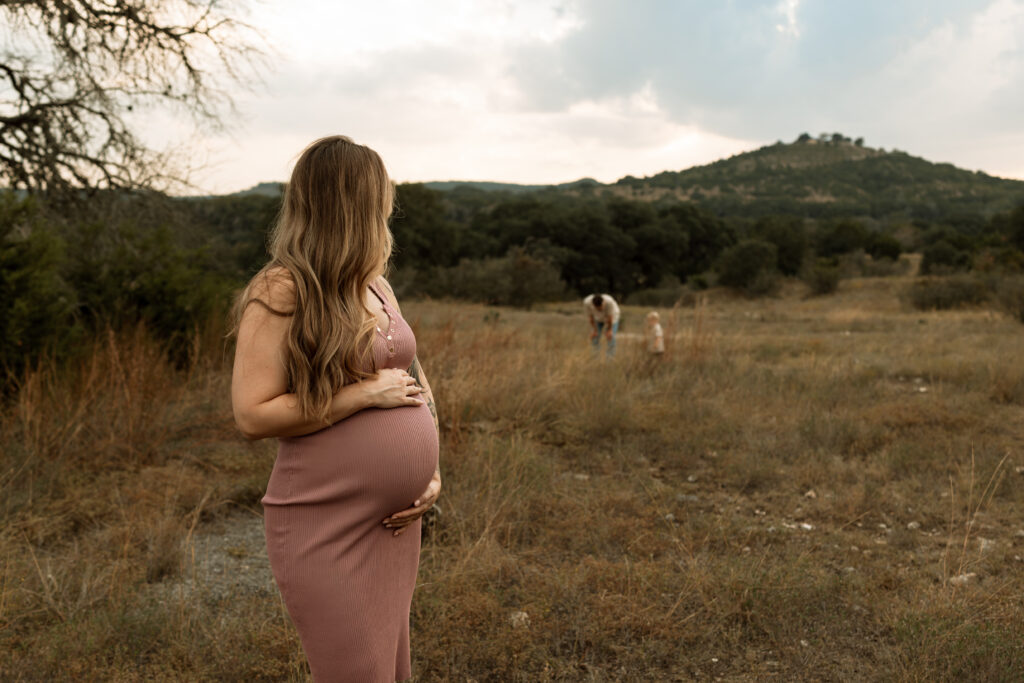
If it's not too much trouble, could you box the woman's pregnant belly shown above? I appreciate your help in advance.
[263,401,439,518]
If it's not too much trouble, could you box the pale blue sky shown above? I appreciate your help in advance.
[176,0,1024,193]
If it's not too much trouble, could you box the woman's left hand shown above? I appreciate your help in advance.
[383,470,442,537]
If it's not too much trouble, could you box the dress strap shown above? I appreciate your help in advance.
[368,279,390,308]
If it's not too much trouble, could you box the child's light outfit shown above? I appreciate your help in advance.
[647,323,665,354]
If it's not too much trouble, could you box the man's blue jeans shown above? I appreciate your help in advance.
[592,320,619,358]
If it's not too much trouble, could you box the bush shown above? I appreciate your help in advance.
[866,233,902,261]
[425,247,566,307]
[757,215,807,276]
[624,276,695,307]
[0,195,78,378]
[803,259,840,296]
[62,221,233,349]
[921,240,971,274]
[716,239,778,295]
[906,276,991,311]
[817,219,868,257]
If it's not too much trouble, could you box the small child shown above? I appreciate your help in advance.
[646,311,665,355]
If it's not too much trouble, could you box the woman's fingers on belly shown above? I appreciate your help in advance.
[382,482,438,535]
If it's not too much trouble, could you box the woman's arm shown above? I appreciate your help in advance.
[231,272,422,440]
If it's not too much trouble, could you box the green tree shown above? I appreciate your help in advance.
[62,220,231,350]
[392,184,462,268]
[0,194,76,377]
[921,241,971,274]
[427,247,565,307]
[716,239,778,295]
[657,203,734,280]
[866,233,902,261]
[186,193,281,277]
[756,215,807,275]
[994,205,1024,252]
[817,219,869,257]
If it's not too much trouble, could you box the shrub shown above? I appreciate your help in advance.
[996,275,1024,323]
[803,259,840,296]
[921,240,971,274]
[426,247,566,307]
[688,274,710,290]
[817,219,868,257]
[624,276,695,307]
[757,215,807,276]
[716,239,778,295]
[0,195,78,378]
[866,233,902,261]
[61,220,234,352]
[906,276,991,310]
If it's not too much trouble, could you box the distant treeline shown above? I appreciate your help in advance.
[3,179,1024,382]
[387,183,1024,301]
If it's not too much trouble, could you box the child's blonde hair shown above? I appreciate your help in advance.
[646,311,660,323]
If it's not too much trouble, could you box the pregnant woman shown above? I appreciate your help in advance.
[230,136,441,681]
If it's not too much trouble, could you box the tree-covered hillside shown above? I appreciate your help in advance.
[612,136,1024,220]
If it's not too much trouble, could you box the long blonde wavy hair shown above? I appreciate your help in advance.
[234,135,395,423]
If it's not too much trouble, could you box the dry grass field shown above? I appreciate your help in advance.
[2,275,1023,681]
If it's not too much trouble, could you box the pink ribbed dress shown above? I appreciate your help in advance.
[263,282,439,682]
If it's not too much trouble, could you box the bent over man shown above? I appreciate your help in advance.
[583,293,620,358]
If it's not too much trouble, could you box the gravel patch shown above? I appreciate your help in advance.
[148,511,276,606]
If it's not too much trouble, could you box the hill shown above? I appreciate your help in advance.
[232,181,283,197]
[611,137,1024,219]
[422,136,1024,221]
[423,178,600,193]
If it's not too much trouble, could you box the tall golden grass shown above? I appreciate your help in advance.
[2,277,1023,680]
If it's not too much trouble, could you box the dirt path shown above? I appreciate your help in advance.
[151,511,276,606]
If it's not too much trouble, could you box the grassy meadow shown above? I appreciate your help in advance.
[2,274,1024,681]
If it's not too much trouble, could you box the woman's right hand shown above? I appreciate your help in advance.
[363,368,423,409]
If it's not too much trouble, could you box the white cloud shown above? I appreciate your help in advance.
[775,0,801,37]
[851,0,1024,177]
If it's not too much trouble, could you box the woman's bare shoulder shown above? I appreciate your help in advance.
[246,266,296,314]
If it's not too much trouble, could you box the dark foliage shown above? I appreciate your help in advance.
[716,239,779,295]
[907,276,991,310]
[756,215,808,275]
[866,233,902,261]
[921,241,972,274]
[817,219,869,258]
[0,194,77,377]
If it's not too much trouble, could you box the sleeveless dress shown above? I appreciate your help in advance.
[262,281,439,682]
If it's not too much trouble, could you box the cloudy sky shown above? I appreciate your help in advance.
[178,0,1024,194]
